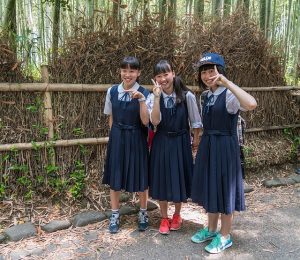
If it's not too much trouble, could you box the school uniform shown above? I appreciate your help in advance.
[102,82,149,192]
[191,86,245,214]
[147,91,202,202]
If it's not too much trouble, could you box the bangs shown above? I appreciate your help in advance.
[199,64,215,72]
[153,60,173,76]
[120,56,140,70]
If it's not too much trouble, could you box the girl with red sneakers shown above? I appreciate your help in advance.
[146,60,202,235]
[103,56,150,233]
[191,52,257,253]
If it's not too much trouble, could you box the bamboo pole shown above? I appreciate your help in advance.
[245,124,300,133]
[0,83,299,92]
[0,123,299,152]
[41,65,55,165]
[0,137,109,152]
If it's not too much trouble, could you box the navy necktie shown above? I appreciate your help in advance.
[203,95,215,115]
[167,96,174,108]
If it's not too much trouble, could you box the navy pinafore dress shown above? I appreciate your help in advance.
[149,94,193,202]
[191,89,245,214]
[102,85,149,192]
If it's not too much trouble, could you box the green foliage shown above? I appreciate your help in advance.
[72,127,84,137]
[69,160,86,199]
[283,128,300,160]
[0,183,6,198]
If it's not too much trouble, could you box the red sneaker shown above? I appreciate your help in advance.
[170,214,182,230]
[159,218,170,235]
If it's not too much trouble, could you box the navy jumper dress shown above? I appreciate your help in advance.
[102,85,149,192]
[191,89,245,214]
[149,93,193,202]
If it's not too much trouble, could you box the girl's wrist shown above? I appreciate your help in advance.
[138,96,146,102]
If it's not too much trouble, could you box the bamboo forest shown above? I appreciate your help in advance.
[0,1,300,259]
[0,0,299,83]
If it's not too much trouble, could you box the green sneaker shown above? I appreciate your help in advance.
[191,227,218,243]
[205,233,232,254]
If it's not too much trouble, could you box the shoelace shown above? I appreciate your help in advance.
[110,214,119,225]
[139,212,148,223]
[210,235,221,247]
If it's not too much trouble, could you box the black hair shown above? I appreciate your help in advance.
[120,56,141,70]
[154,60,191,103]
[198,64,226,90]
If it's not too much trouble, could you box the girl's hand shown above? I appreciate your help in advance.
[209,65,230,87]
[124,89,145,100]
[151,79,161,97]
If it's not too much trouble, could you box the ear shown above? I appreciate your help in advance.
[137,70,141,77]
[172,71,175,77]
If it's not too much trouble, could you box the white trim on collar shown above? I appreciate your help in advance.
[207,86,226,97]
[118,82,140,93]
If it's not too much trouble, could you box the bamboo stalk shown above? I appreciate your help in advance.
[0,137,109,152]
[0,123,299,152]
[245,124,300,133]
[0,83,299,92]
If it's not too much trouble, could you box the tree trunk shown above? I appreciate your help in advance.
[168,0,177,20]
[52,0,61,60]
[4,0,17,51]
[194,0,204,18]
[159,0,167,25]
[259,0,266,32]
[224,0,231,17]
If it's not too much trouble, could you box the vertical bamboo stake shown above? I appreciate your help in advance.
[41,65,55,165]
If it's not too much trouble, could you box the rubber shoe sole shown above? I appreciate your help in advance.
[205,241,233,254]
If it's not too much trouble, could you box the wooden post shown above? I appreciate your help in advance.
[41,65,55,165]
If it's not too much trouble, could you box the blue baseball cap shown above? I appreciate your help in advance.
[196,52,225,69]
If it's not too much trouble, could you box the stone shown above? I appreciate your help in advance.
[72,211,107,227]
[0,234,6,243]
[119,193,131,202]
[4,222,36,242]
[263,179,282,188]
[136,200,158,211]
[10,249,30,260]
[290,174,300,183]
[278,177,296,185]
[244,183,254,193]
[41,219,71,233]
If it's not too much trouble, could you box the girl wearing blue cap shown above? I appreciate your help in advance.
[103,56,150,233]
[147,60,202,235]
[191,52,257,253]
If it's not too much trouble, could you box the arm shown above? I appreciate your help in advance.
[211,66,257,111]
[139,100,150,126]
[150,80,162,126]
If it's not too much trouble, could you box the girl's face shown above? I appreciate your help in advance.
[154,70,175,94]
[200,68,218,89]
[120,67,141,89]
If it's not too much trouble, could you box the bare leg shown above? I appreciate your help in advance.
[159,201,168,218]
[110,189,120,210]
[174,202,182,215]
[139,189,148,209]
[208,213,219,232]
[220,213,233,236]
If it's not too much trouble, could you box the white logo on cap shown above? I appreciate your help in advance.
[200,56,212,62]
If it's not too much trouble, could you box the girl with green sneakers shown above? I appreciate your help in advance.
[191,52,257,254]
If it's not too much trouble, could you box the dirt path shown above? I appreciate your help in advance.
[0,181,299,260]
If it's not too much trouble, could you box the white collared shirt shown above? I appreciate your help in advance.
[202,86,246,114]
[146,91,202,129]
[104,82,140,115]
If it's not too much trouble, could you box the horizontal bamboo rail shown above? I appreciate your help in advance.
[0,137,109,152]
[0,83,299,92]
[0,123,299,152]
[245,124,300,133]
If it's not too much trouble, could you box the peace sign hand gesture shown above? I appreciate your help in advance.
[209,65,230,87]
[151,79,162,97]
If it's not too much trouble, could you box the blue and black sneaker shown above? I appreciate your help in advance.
[138,211,149,231]
[109,213,120,234]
